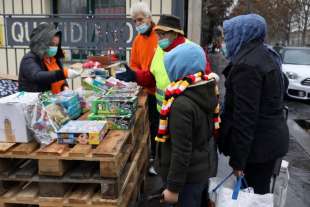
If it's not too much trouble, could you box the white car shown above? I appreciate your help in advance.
[281,47,310,100]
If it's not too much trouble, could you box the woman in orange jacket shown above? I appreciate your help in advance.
[18,23,80,94]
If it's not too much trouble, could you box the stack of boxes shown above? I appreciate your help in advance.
[88,89,139,130]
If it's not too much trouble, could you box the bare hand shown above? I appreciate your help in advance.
[63,86,70,91]
[234,170,244,177]
[161,189,179,204]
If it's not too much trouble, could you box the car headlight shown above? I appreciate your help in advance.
[285,71,298,80]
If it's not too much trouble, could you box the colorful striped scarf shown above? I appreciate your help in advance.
[155,72,221,143]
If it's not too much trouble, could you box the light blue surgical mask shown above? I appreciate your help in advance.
[221,43,228,58]
[46,46,58,57]
[159,38,171,49]
[136,23,150,34]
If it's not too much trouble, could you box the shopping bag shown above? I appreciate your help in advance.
[273,160,289,207]
[209,172,274,207]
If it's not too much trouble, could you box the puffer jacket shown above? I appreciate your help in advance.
[18,23,67,93]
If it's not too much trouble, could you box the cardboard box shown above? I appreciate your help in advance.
[91,96,137,116]
[0,92,39,143]
[88,113,134,130]
[57,120,108,145]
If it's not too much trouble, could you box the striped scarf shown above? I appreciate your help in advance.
[155,72,221,143]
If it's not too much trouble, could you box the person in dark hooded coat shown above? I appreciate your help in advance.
[156,43,219,207]
[18,23,80,94]
[219,14,289,194]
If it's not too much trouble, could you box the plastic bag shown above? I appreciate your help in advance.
[209,173,274,207]
[30,102,70,146]
[273,160,289,207]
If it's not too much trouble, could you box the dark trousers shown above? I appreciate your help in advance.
[163,183,207,207]
[179,183,208,207]
[244,159,276,194]
[147,94,159,158]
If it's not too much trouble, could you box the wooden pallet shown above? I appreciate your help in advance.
[0,136,148,207]
[0,91,149,177]
[0,131,149,199]
[0,129,133,178]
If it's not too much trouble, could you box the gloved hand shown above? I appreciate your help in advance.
[116,64,136,82]
[64,68,82,79]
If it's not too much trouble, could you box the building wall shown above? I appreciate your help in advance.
[0,0,173,81]
[0,0,202,86]
[0,0,52,80]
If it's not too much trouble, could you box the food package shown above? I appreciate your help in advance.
[57,120,108,145]
[91,96,138,116]
[88,113,134,130]
[30,103,58,145]
[82,60,102,69]
[75,88,97,113]
[56,91,82,119]
[0,92,39,143]
[82,76,109,93]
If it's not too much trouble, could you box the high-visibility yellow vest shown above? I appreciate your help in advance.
[150,39,192,111]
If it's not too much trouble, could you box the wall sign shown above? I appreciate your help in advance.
[5,16,137,49]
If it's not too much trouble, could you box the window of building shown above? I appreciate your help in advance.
[55,0,125,15]
[56,0,88,14]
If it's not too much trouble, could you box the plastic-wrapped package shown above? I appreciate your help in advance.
[91,96,138,116]
[88,113,134,130]
[30,102,70,146]
[75,88,98,113]
[56,91,82,119]
[0,92,39,143]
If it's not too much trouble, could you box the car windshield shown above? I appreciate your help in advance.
[283,49,310,65]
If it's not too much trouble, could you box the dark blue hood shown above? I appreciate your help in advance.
[223,14,267,60]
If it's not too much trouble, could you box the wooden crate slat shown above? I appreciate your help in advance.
[11,142,39,155]
[68,144,92,157]
[0,144,16,153]
[93,130,130,157]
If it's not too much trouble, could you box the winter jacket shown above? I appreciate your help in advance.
[219,39,289,170]
[160,80,218,193]
[18,23,67,93]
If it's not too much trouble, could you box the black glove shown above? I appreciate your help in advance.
[116,64,136,82]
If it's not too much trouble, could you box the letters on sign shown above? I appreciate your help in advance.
[5,16,137,49]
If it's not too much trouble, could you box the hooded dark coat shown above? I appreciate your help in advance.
[160,81,218,193]
[160,43,218,193]
[18,23,67,92]
[219,14,289,170]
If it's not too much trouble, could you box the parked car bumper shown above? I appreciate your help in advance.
[287,80,310,100]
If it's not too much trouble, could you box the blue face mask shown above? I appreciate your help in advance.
[221,43,228,58]
[136,23,150,34]
[159,38,171,49]
[46,46,58,57]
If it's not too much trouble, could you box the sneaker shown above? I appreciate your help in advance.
[148,165,158,176]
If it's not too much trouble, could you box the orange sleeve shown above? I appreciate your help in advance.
[63,67,69,78]
[130,37,140,71]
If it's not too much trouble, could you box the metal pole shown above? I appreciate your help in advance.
[247,0,251,13]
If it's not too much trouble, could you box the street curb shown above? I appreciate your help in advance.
[287,119,310,157]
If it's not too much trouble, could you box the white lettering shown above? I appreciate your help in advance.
[24,22,30,41]
[11,22,24,43]
[126,22,133,44]
[70,22,83,43]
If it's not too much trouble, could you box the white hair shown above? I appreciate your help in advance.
[130,2,151,18]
